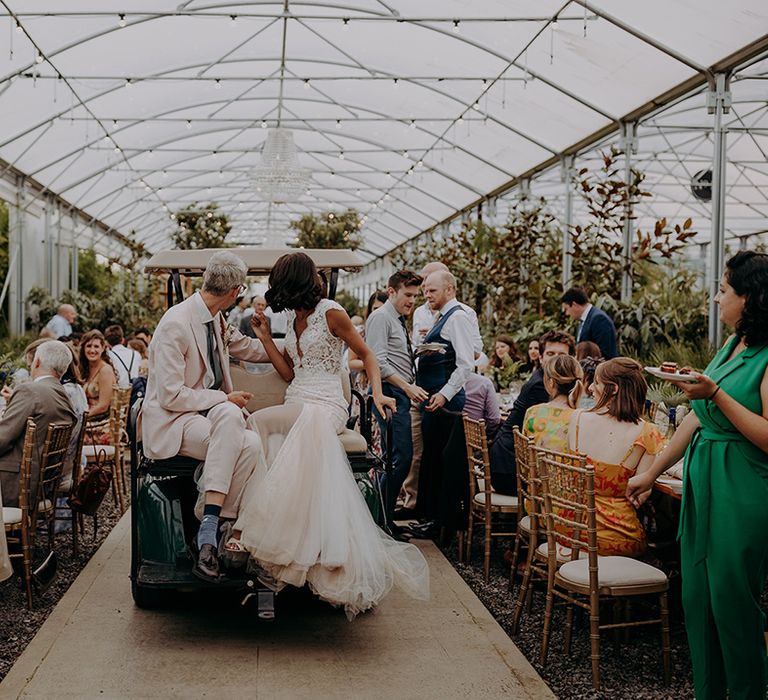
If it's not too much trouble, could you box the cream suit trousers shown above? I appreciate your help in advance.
[179,401,263,519]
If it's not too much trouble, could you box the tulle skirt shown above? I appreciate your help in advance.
[234,404,429,619]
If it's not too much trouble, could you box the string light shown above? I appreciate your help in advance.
[339,151,345,160]
[452,19,460,33]
[35,51,43,64]
[261,120,267,128]
[335,119,341,129]
[410,119,416,129]
[15,20,22,34]
[393,78,399,88]
[303,79,310,90]
[342,17,349,26]
[118,13,126,27]
[215,78,221,89]
[186,119,192,129]
[551,16,559,30]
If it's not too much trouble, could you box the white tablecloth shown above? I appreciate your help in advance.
[0,482,12,583]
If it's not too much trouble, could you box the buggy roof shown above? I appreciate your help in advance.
[143,248,364,276]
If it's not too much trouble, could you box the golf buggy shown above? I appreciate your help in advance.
[129,248,393,614]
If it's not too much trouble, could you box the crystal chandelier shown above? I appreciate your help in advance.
[252,127,311,203]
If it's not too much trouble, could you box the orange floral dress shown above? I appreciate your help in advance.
[573,413,664,557]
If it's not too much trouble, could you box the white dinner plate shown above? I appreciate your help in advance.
[415,342,447,355]
[644,366,699,383]
[655,476,684,494]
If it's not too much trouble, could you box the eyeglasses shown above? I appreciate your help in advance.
[236,284,247,296]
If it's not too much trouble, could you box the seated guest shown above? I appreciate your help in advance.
[239,296,268,338]
[133,327,152,347]
[79,330,118,445]
[576,340,602,362]
[227,295,249,328]
[578,355,603,408]
[568,357,663,557]
[490,330,575,495]
[484,334,520,390]
[0,341,77,507]
[463,372,501,442]
[105,324,142,390]
[127,338,149,377]
[59,347,89,492]
[523,354,584,452]
[523,338,541,374]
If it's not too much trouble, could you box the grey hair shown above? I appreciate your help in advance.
[34,340,73,377]
[202,251,247,296]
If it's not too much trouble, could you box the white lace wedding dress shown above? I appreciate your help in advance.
[233,298,430,618]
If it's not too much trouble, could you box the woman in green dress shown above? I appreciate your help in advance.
[627,250,768,700]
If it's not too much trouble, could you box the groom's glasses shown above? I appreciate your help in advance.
[236,284,247,296]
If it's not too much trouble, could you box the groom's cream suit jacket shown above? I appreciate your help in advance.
[142,292,270,460]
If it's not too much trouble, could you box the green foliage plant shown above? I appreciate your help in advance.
[290,208,363,250]
[334,289,362,317]
[172,202,232,249]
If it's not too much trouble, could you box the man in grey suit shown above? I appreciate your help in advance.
[0,341,77,508]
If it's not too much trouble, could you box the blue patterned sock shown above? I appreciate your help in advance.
[197,513,220,549]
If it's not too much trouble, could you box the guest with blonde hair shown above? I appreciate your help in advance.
[523,354,584,452]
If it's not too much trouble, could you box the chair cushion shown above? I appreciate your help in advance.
[3,507,22,526]
[340,429,367,454]
[37,499,53,513]
[537,541,586,563]
[83,444,116,459]
[558,556,668,588]
[473,491,518,508]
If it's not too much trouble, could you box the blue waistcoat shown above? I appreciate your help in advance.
[417,305,466,410]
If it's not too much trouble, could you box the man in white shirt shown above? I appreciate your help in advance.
[411,262,483,355]
[410,270,474,534]
[105,324,142,389]
[402,261,482,517]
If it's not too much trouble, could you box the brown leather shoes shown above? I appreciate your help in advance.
[191,542,220,583]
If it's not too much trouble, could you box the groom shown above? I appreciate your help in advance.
[142,251,271,582]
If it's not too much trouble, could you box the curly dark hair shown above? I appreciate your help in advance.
[725,250,768,347]
[265,252,324,312]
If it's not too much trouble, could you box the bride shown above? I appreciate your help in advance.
[228,252,429,618]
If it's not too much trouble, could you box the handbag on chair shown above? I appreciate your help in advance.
[67,447,113,516]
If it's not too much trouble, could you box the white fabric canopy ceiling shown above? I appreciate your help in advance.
[1,1,766,261]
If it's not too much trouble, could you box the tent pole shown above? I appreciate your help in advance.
[707,73,730,349]
[620,122,637,303]
[561,156,574,290]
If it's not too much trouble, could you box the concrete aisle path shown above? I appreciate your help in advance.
[1,515,554,700]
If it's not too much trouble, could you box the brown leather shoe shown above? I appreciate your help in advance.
[192,543,220,583]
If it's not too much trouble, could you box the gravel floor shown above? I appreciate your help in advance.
[0,494,127,682]
[439,532,768,700]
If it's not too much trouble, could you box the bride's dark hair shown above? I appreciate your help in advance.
[266,251,324,311]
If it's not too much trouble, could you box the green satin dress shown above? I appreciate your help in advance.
[679,336,768,700]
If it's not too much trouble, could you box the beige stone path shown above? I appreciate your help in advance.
[1,515,554,699]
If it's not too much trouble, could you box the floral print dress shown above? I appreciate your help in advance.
[573,412,664,556]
